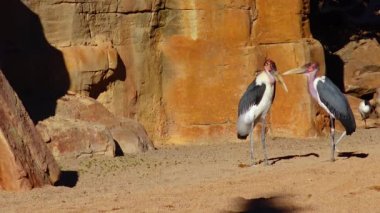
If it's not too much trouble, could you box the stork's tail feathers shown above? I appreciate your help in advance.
[346,123,356,136]
[342,114,356,135]
[237,117,251,140]
[237,133,248,140]
[346,130,355,136]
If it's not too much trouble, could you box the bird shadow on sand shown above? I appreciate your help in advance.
[54,170,79,188]
[227,195,304,213]
[256,153,320,165]
[337,152,369,159]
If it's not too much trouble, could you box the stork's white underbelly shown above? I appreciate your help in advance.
[237,71,276,137]
[240,84,274,125]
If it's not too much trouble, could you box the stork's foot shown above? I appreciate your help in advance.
[330,150,336,162]
[249,161,258,167]
[251,159,270,166]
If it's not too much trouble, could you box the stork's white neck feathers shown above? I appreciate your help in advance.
[256,70,275,85]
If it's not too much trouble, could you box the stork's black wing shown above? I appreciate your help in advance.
[316,77,356,135]
[238,80,266,116]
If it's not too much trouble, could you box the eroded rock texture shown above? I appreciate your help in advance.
[158,0,326,141]
[37,117,116,158]
[0,71,60,191]
[1,0,326,144]
[5,0,378,145]
[337,39,380,97]
[36,95,155,158]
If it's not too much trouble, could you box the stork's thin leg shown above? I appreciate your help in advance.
[335,131,347,146]
[261,117,269,166]
[330,117,336,162]
[249,122,255,166]
[364,119,367,129]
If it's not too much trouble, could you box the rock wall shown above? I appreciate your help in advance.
[3,0,332,144]
[159,0,325,142]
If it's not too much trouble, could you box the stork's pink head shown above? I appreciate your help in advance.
[262,58,289,92]
[264,59,277,72]
[302,62,319,73]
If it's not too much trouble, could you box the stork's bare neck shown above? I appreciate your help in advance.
[264,70,276,84]
[305,69,319,101]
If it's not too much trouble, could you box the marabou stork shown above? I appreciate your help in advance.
[359,100,373,128]
[237,59,288,166]
[283,62,356,161]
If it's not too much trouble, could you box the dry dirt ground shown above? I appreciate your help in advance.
[1,128,379,212]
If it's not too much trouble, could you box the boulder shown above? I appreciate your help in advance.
[37,95,155,156]
[36,117,115,158]
[337,39,380,96]
[0,71,60,191]
[110,119,155,154]
[55,95,117,126]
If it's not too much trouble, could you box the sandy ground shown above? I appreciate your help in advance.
[0,128,379,212]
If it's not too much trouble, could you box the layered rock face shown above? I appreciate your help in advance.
[2,0,327,144]
[159,0,325,142]
[0,71,60,191]
[11,0,375,144]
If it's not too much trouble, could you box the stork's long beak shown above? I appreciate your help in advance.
[274,72,288,93]
[282,67,307,75]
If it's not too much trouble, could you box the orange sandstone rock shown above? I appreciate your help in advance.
[9,0,346,145]
[0,71,60,191]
